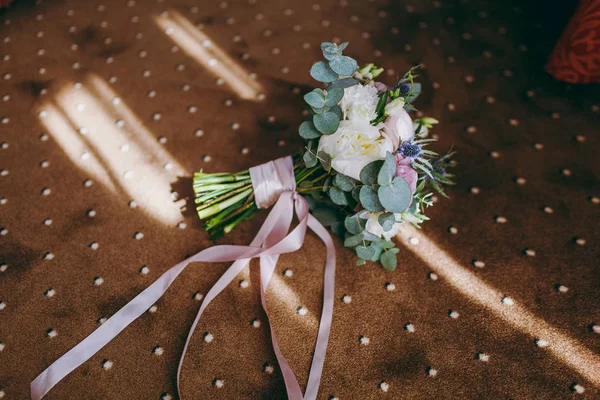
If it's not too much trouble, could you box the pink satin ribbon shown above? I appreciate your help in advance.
[31,156,336,400]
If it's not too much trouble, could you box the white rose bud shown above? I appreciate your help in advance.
[384,98,406,117]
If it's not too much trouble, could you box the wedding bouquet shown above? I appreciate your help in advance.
[31,41,456,400]
[193,41,455,270]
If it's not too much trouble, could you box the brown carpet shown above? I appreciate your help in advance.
[0,0,599,399]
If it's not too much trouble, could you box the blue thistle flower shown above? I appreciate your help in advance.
[398,141,422,159]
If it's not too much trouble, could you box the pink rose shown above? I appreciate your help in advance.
[395,154,417,193]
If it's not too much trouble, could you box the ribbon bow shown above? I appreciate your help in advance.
[31,156,336,400]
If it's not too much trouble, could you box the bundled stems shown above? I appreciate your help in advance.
[193,156,327,239]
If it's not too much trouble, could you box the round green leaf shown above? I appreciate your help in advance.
[329,56,358,76]
[356,245,376,261]
[334,173,356,192]
[378,213,396,232]
[378,177,412,212]
[304,91,325,108]
[329,186,348,206]
[359,185,384,212]
[313,112,340,135]
[325,87,344,106]
[310,61,339,83]
[344,233,363,248]
[299,121,321,139]
[377,152,396,185]
[359,160,384,185]
[330,105,343,120]
[311,206,341,226]
[380,250,397,271]
[303,150,318,168]
[344,213,366,235]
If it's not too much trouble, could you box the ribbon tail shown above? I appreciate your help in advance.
[30,259,191,400]
[176,192,296,396]
[303,214,336,400]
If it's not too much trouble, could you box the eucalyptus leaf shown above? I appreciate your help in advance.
[325,87,344,106]
[328,77,359,89]
[359,160,384,185]
[303,149,318,168]
[351,186,361,202]
[362,231,382,242]
[317,151,332,172]
[356,245,376,261]
[313,112,340,135]
[323,175,332,192]
[310,61,339,83]
[320,42,336,51]
[329,186,348,206]
[304,91,326,108]
[329,55,358,76]
[368,243,383,261]
[303,194,317,210]
[344,213,366,234]
[330,105,343,120]
[311,206,340,226]
[356,258,366,266]
[360,186,384,212]
[377,240,396,249]
[344,233,363,248]
[331,221,345,237]
[334,173,356,191]
[378,176,412,212]
[378,212,396,232]
[337,42,349,51]
[299,121,321,139]
[380,250,397,271]
[377,152,396,185]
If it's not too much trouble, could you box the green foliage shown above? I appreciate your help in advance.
[325,87,344,106]
[378,177,412,212]
[304,91,325,108]
[378,213,396,232]
[313,112,340,135]
[303,142,318,168]
[328,78,358,89]
[377,152,396,185]
[329,186,348,206]
[311,205,342,227]
[359,160,383,185]
[330,105,343,120]
[359,185,384,212]
[380,249,399,271]
[317,151,332,172]
[329,56,358,76]
[334,173,357,192]
[344,233,363,247]
[310,61,339,83]
[344,213,366,234]
[299,121,321,139]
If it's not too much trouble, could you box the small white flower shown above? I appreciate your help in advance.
[384,98,405,116]
[339,83,379,122]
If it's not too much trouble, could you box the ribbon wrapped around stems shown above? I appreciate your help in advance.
[31,156,336,400]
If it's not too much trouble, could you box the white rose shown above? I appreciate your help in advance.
[362,211,402,241]
[339,83,380,122]
[318,119,393,180]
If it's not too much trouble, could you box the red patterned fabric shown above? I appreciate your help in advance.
[547,0,600,83]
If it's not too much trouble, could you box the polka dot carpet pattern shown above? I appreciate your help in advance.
[0,0,599,399]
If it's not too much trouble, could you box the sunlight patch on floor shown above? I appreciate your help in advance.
[154,10,263,100]
[396,225,600,387]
